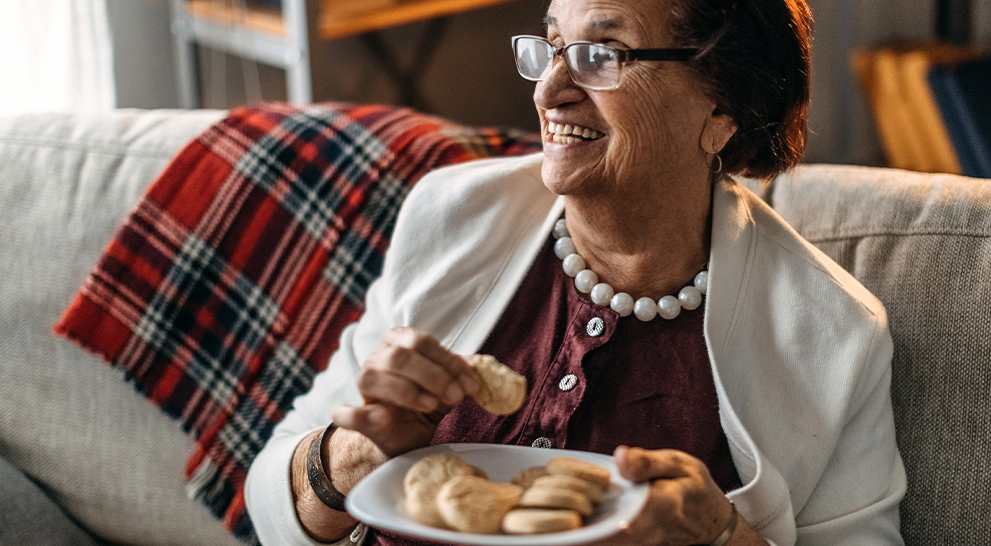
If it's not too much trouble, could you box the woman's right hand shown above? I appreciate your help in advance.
[331,327,480,458]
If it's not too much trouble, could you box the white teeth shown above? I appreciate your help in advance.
[547,121,602,142]
[553,134,581,144]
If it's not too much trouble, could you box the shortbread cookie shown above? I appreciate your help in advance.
[502,508,583,534]
[517,486,594,517]
[468,354,526,415]
[546,457,612,490]
[531,473,605,504]
[436,475,523,534]
[510,465,548,488]
[404,453,486,528]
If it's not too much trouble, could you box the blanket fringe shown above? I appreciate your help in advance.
[186,457,221,502]
[187,457,259,544]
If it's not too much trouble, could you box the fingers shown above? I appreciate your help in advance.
[331,403,436,458]
[611,447,733,546]
[361,352,451,412]
[614,445,700,483]
[331,403,388,435]
[382,328,480,395]
[360,328,478,412]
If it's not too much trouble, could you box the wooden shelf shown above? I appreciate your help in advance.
[175,0,523,106]
[185,0,522,40]
[186,0,285,36]
[319,0,522,39]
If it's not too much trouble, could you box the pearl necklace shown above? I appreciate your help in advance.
[552,218,708,322]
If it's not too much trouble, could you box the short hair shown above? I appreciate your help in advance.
[669,0,813,179]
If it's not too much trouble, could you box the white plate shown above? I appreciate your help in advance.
[346,443,649,546]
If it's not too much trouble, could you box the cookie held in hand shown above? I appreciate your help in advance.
[468,354,526,415]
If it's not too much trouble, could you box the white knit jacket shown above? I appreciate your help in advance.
[245,153,906,546]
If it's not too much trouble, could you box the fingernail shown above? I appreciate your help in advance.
[445,383,465,404]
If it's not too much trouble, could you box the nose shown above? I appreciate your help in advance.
[533,55,586,111]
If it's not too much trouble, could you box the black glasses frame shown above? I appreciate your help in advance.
[511,35,699,90]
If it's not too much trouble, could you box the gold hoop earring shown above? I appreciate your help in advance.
[707,152,723,174]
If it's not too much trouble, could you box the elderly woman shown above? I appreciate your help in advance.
[245,0,906,544]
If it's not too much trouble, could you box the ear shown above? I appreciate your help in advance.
[701,107,737,153]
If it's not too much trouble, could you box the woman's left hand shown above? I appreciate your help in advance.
[599,446,743,546]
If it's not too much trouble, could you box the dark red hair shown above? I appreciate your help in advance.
[669,0,813,179]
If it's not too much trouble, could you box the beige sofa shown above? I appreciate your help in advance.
[1,108,989,546]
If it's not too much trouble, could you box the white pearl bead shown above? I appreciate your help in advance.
[658,295,682,319]
[611,292,634,316]
[553,219,570,238]
[575,269,598,293]
[590,283,614,306]
[562,254,586,277]
[678,286,703,310]
[554,237,576,259]
[634,297,658,321]
[694,271,709,295]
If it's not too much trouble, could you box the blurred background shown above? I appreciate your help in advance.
[2,0,990,169]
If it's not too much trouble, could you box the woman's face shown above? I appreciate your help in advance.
[536,0,732,201]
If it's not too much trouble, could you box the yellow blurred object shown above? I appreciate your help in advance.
[851,43,982,174]
[324,0,398,18]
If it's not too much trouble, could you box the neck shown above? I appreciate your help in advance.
[562,177,714,298]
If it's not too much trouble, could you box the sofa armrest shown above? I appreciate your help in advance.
[0,109,242,546]
[767,164,991,545]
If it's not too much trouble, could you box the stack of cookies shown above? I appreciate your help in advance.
[503,457,610,534]
[403,454,610,535]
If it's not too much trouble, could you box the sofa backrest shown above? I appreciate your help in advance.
[767,164,991,545]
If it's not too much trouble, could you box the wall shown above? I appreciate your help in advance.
[108,0,991,165]
[107,0,178,109]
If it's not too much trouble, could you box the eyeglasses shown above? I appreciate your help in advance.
[511,35,698,91]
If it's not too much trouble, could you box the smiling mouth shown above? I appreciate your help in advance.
[547,122,604,144]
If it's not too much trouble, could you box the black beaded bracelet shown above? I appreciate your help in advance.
[305,425,348,511]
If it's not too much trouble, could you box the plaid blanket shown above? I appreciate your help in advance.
[55,102,541,542]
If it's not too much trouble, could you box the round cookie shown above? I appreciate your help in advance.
[546,456,612,490]
[502,509,583,534]
[404,454,486,528]
[436,476,523,534]
[510,465,548,488]
[531,473,605,504]
[468,354,526,415]
[517,486,594,517]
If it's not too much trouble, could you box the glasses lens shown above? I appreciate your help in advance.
[565,43,621,90]
[514,37,554,81]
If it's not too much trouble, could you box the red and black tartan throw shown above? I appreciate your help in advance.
[55,102,541,542]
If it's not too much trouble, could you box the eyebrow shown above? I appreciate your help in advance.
[542,16,626,34]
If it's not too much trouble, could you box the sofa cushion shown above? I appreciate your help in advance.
[0,109,242,546]
[0,455,102,546]
[768,165,991,545]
